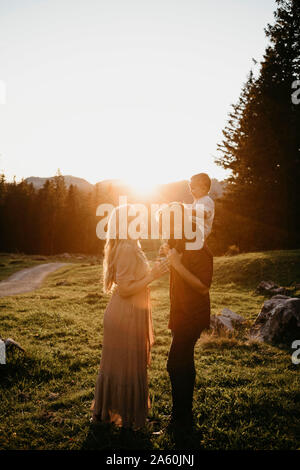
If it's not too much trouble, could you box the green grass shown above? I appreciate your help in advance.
[0,249,299,450]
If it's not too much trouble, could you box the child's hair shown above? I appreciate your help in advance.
[191,173,211,192]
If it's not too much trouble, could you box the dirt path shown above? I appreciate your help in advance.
[0,263,69,297]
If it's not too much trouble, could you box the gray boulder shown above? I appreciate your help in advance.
[250,295,300,345]
[255,280,290,296]
[0,336,25,352]
[211,308,245,331]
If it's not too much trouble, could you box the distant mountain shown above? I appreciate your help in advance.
[25,175,93,192]
[25,175,225,201]
[96,177,225,203]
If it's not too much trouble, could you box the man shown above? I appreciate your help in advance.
[161,173,214,430]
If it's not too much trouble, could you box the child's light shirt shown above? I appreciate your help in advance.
[192,195,215,240]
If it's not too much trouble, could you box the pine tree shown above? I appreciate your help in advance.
[216,0,300,251]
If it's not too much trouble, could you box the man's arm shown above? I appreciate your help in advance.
[167,248,209,295]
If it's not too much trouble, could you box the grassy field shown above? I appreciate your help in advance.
[0,249,300,450]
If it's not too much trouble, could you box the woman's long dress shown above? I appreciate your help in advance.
[91,241,154,429]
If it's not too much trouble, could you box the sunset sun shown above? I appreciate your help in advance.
[125,176,159,197]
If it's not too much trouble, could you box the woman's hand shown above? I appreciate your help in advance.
[167,248,182,269]
[150,259,170,281]
[116,257,169,297]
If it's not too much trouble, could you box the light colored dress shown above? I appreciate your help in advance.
[91,240,154,429]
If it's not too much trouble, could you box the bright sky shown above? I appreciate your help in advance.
[0,0,276,191]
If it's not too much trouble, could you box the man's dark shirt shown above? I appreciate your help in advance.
[169,243,213,338]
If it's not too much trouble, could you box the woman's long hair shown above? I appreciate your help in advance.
[103,238,118,294]
[103,204,139,294]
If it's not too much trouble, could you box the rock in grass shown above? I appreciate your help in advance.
[250,295,300,345]
[55,280,71,286]
[221,308,245,322]
[211,308,244,331]
[1,337,25,352]
[48,392,59,401]
[255,280,290,296]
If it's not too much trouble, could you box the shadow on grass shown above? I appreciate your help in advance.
[81,418,206,451]
[164,425,204,450]
[0,350,64,389]
[82,422,154,450]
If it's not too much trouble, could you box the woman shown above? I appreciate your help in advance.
[91,205,168,430]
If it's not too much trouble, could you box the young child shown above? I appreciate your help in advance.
[188,172,215,242]
[158,173,214,257]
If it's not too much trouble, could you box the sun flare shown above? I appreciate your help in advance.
[124,176,159,197]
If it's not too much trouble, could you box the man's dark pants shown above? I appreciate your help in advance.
[167,328,202,423]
